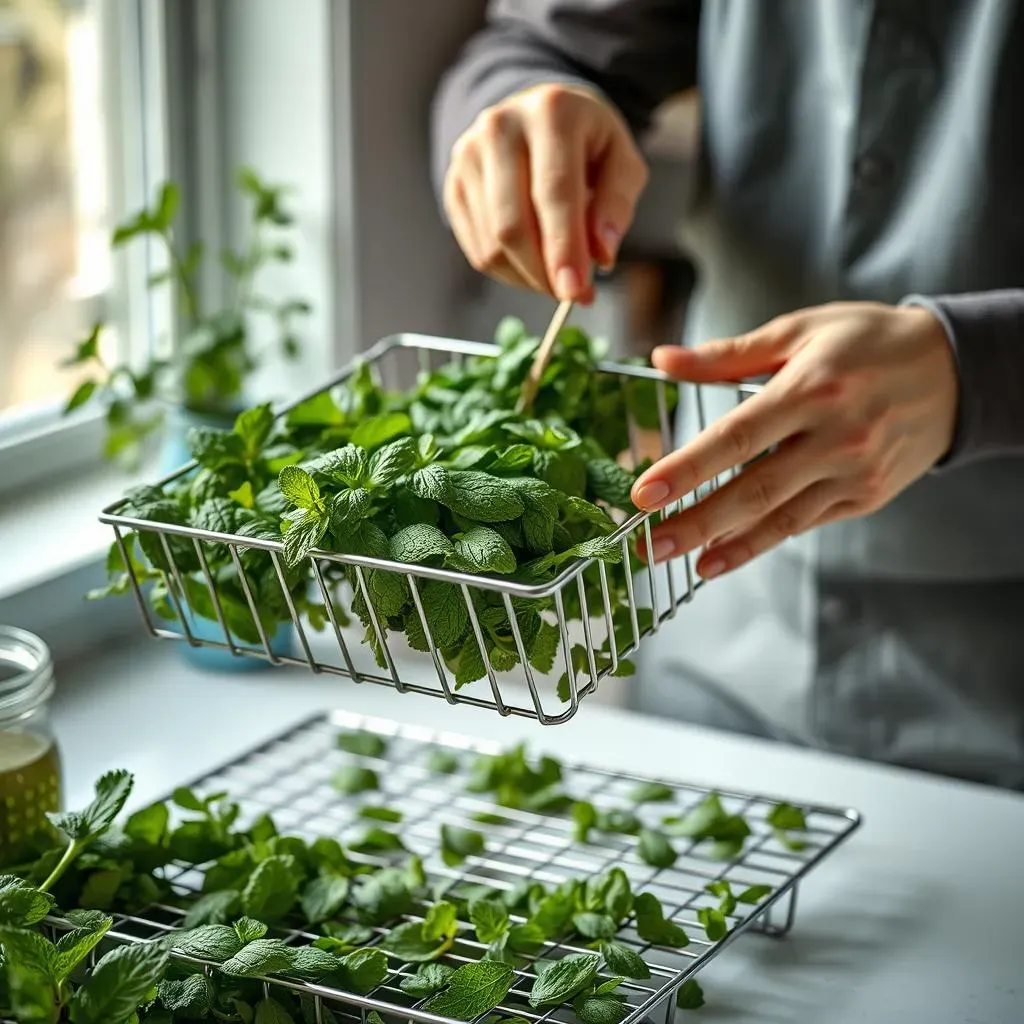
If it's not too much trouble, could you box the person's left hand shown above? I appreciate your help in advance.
[630,301,959,578]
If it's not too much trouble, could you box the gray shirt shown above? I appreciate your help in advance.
[431,0,1024,789]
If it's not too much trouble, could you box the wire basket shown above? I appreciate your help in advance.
[100,333,757,724]
[43,712,861,1024]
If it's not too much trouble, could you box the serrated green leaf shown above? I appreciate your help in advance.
[423,960,514,1021]
[528,952,600,1007]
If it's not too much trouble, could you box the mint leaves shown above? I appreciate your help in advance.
[422,960,515,1020]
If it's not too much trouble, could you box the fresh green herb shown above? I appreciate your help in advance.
[572,801,598,843]
[696,906,728,942]
[380,901,459,962]
[663,793,752,859]
[440,825,486,867]
[600,941,650,980]
[337,730,388,758]
[767,802,808,850]
[637,828,677,869]
[629,781,675,804]
[348,827,407,855]
[633,893,689,948]
[529,953,601,1007]
[332,765,380,795]
[400,962,456,997]
[676,978,706,1010]
[359,806,404,824]
[470,897,510,944]
[425,748,460,774]
[422,960,515,1020]
[738,884,773,904]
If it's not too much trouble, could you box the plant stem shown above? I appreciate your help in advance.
[39,839,84,894]
[159,229,202,327]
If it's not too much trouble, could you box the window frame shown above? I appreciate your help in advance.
[0,0,172,495]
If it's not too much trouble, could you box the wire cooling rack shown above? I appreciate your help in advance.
[49,712,861,1024]
[99,333,759,725]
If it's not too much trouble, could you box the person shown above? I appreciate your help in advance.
[430,0,1024,790]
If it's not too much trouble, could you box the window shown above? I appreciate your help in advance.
[0,0,162,493]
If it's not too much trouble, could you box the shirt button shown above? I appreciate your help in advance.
[853,153,892,188]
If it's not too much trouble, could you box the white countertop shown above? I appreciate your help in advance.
[53,639,1024,1024]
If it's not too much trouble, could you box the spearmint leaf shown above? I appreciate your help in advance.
[352,868,415,924]
[423,960,515,1021]
[600,941,650,980]
[411,463,453,504]
[301,874,350,924]
[528,952,600,1007]
[279,465,322,510]
[173,923,243,961]
[450,526,517,574]
[425,748,460,774]
[47,769,133,842]
[390,523,454,563]
[337,730,387,757]
[447,471,524,522]
[242,855,299,921]
[52,918,112,980]
[630,781,674,804]
[470,897,509,944]
[255,996,296,1024]
[572,801,597,843]
[233,918,269,945]
[440,824,485,866]
[192,496,239,534]
[351,411,412,449]
[312,444,369,487]
[182,890,242,928]
[359,805,403,823]
[158,974,214,1015]
[767,802,807,831]
[0,926,56,975]
[587,868,633,923]
[400,962,455,997]
[522,508,555,554]
[0,876,55,926]
[572,912,617,940]
[573,993,628,1024]
[697,906,728,942]
[421,581,469,648]
[676,979,705,1010]
[337,946,388,992]
[123,802,169,845]
[634,893,688,948]
[328,487,373,532]
[637,829,677,868]
[283,509,329,567]
[368,437,417,486]
[289,946,346,981]
[220,938,296,977]
[332,765,380,795]
[586,459,637,511]
[563,495,616,530]
[738,884,773,904]
[380,920,448,963]
[234,403,275,456]
[423,901,459,943]
[67,941,170,1024]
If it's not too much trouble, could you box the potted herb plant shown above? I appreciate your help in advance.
[61,167,312,670]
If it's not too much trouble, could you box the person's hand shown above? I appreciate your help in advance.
[630,302,959,578]
[443,83,649,303]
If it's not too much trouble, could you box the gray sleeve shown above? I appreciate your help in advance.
[430,0,701,208]
[903,290,1024,468]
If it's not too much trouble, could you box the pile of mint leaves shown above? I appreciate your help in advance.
[0,731,808,1024]
[95,317,671,693]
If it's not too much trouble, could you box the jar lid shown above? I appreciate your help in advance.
[0,625,54,720]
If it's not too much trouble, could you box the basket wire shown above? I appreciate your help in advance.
[100,334,759,724]
[44,712,861,1024]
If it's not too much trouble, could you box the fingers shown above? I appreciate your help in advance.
[692,480,847,578]
[528,117,591,300]
[588,135,648,269]
[651,322,795,383]
[631,381,809,511]
[642,438,824,558]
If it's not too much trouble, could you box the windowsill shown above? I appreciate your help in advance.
[0,461,154,603]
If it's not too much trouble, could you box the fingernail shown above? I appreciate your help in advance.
[633,479,671,509]
[600,224,621,261]
[555,266,581,300]
[699,557,726,580]
[650,537,676,563]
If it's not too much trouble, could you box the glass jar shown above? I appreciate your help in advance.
[0,626,63,868]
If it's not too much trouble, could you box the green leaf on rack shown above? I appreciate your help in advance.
[242,855,299,922]
[599,941,650,980]
[768,802,808,850]
[336,946,389,993]
[423,960,515,1021]
[676,979,706,1010]
[173,923,243,962]
[233,918,269,945]
[380,902,458,963]
[219,938,296,977]
[633,893,689,948]
[528,952,600,1008]
[0,876,55,927]
[448,526,517,575]
[351,412,413,450]
[158,974,214,1016]
[279,465,323,510]
[367,437,418,488]
[629,781,675,804]
[254,995,295,1024]
[637,829,677,869]
[470,897,510,945]
[737,884,773,905]
[425,748,460,775]
[51,917,113,981]
[573,992,628,1024]
[348,827,406,855]
[332,765,380,795]
[67,940,170,1024]
[697,906,729,942]
[400,962,456,997]
[440,824,486,867]
[336,730,388,758]
[359,806,403,824]
[572,912,617,940]
[47,770,133,844]
[351,868,416,925]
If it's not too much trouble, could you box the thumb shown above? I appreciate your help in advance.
[588,133,648,269]
[652,328,794,382]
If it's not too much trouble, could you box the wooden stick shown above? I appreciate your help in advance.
[516,298,574,415]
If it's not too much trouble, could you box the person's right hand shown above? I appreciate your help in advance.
[443,83,649,304]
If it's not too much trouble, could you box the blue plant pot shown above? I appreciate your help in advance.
[158,406,295,672]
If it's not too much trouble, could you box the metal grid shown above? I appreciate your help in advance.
[98,333,759,725]
[48,711,861,1024]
